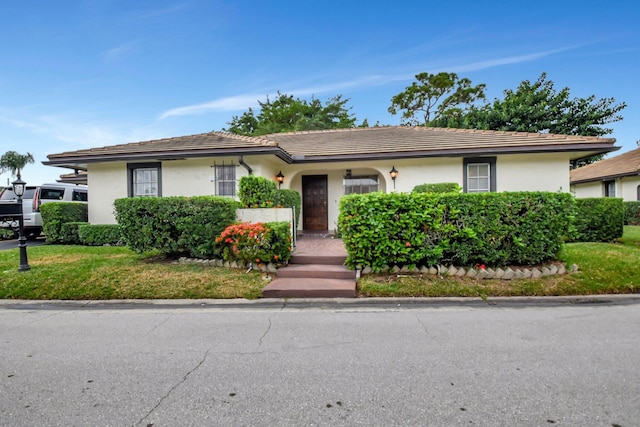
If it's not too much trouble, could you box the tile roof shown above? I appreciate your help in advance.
[570,146,640,184]
[45,126,617,168]
[46,131,280,162]
[266,126,616,160]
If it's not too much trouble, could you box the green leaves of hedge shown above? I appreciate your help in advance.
[572,198,624,242]
[239,176,277,207]
[40,202,88,243]
[114,196,240,258]
[338,192,575,271]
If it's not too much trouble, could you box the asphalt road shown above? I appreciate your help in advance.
[1,300,639,426]
[0,237,46,251]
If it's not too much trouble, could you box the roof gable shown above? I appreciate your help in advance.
[570,146,640,184]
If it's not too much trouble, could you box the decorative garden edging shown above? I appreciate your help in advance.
[178,255,578,281]
[177,257,279,273]
[359,263,580,280]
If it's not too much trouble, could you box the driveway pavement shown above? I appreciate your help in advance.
[0,237,46,251]
[2,300,639,426]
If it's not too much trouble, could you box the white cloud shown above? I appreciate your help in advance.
[449,47,574,73]
[158,94,267,119]
[158,46,575,119]
[0,112,128,149]
[103,41,138,62]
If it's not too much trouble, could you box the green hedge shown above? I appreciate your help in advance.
[572,198,624,242]
[624,201,640,226]
[114,196,240,257]
[40,203,89,244]
[78,224,123,246]
[274,189,302,231]
[412,182,461,193]
[338,192,575,271]
[239,176,277,208]
[59,222,88,244]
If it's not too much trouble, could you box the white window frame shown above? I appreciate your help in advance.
[344,174,379,195]
[467,163,491,193]
[463,157,496,193]
[128,163,161,197]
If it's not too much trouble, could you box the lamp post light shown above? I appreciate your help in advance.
[389,166,399,190]
[11,177,30,272]
[275,171,285,189]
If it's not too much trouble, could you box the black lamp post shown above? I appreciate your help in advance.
[389,166,399,190]
[275,171,285,189]
[12,177,30,272]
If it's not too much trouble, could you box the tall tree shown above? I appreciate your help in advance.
[434,73,627,167]
[0,151,35,179]
[225,92,357,136]
[388,72,486,126]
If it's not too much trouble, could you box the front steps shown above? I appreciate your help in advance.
[261,251,357,298]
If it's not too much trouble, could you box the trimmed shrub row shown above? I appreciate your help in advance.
[338,192,575,271]
[412,182,461,194]
[624,201,640,226]
[78,224,123,246]
[40,202,88,244]
[572,198,624,242]
[274,189,302,230]
[114,196,240,258]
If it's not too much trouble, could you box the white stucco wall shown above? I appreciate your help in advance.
[87,162,128,224]
[86,152,574,228]
[87,156,255,224]
[496,154,570,192]
[620,176,640,201]
[571,181,603,198]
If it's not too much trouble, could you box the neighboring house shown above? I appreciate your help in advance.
[570,146,640,201]
[44,126,617,231]
[57,170,88,185]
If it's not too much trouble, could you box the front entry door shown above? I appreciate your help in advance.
[302,175,328,230]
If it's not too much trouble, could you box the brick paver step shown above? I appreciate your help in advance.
[262,278,356,298]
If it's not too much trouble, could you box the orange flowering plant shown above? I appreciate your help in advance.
[215,221,292,266]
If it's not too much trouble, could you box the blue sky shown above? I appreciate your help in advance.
[1,0,638,186]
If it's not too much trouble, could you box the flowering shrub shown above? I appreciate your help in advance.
[216,221,292,266]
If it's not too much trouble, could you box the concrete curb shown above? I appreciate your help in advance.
[1,294,640,310]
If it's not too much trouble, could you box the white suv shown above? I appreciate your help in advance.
[0,183,88,239]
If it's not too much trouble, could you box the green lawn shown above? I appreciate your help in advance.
[1,227,639,300]
[0,246,266,300]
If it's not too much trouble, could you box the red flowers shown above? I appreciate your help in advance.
[405,242,411,247]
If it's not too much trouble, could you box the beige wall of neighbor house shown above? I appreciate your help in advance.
[571,181,603,198]
[620,176,640,201]
[572,176,640,201]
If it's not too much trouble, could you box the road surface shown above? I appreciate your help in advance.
[1,300,639,426]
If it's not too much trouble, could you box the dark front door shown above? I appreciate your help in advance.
[302,175,328,230]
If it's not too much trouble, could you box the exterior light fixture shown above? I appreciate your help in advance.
[389,166,399,189]
[275,171,285,188]
[11,177,30,272]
